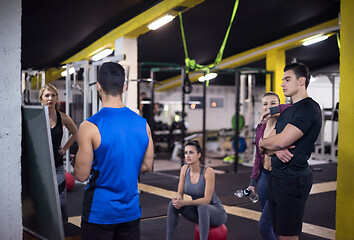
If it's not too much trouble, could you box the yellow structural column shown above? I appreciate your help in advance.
[336,0,354,239]
[266,49,286,103]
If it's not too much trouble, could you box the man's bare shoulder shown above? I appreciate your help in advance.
[79,121,99,135]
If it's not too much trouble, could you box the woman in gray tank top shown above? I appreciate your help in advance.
[166,141,227,240]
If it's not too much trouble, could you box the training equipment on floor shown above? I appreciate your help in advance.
[194,224,228,240]
[65,172,75,192]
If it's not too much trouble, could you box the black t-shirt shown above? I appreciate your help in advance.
[271,97,322,178]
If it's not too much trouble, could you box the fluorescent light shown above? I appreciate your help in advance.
[302,34,328,46]
[148,14,175,30]
[198,73,218,82]
[61,67,75,77]
[91,49,113,61]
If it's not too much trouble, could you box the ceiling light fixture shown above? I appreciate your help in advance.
[302,34,328,46]
[148,14,175,30]
[198,72,218,82]
[61,67,75,77]
[91,48,114,61]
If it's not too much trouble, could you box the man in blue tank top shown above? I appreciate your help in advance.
[259,63,322,240]
[74,62,154,240]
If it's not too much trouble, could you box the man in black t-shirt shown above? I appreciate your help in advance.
[259,63,322,240]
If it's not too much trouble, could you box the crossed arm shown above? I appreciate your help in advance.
[259,124,304,163]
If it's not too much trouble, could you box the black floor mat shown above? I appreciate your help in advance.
[67,183,86,217]
[66,163,336,239]
[140,192,170,219]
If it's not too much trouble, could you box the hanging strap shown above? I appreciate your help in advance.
[213,0,239,66]
[179,0,239,74]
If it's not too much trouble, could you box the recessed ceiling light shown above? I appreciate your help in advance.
[91,49,114,61]
[302,34,328,46]
[148,14,175,30]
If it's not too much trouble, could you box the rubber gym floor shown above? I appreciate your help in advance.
[66,156,337,240]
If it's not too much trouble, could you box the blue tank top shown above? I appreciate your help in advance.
[184,165,224,208]
[82,107,149,224]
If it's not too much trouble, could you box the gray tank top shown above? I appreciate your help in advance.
[184,165,223,208]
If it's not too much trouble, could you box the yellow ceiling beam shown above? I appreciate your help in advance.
[62,0,205,64]
[33,0,205,89]
[29,69,62,90]
[156,18,339,92]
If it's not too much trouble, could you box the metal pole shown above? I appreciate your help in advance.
[202,80,206,165]
[137,71,141,111]
[65,66,71,173]
[150,70,155,127]
[234,71,241,173]
[181,68,186,167]
[251,74,256,154]
[329,75,336,162]
[320,107,325,160]
[149,70,155,140]
[83,62,89,120]
[91,65,97,115]
[41,71,45,88]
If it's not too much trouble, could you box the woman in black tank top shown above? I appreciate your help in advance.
[39,84,78,222]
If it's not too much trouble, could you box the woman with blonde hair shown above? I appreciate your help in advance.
[39,83,78,222]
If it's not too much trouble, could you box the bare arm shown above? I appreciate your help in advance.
[176,165,188,199]
[59,112,78,154]
[175,168,215,208]
[140,123,154,172]
[74,121,95,182]
[171,165,188,209]
[259,124,303,151]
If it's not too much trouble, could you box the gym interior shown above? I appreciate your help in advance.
[1,0,354,239]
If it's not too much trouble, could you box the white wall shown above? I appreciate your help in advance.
[0,0,23,238]
[156,85,262,132]
[155,83,270,132]
[308,75,340,109]
[308,75,340,142]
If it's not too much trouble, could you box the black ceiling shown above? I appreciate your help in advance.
[22,0,340,84]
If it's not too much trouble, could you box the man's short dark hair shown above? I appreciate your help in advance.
[98,62,125,96]
[284,62,310,88]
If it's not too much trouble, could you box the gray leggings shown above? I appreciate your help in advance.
[166,201,227,240]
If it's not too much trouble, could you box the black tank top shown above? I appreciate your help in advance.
[51,110,64,167]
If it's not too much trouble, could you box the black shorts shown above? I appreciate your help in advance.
[81,218,140,240]
[267,173,313,236]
